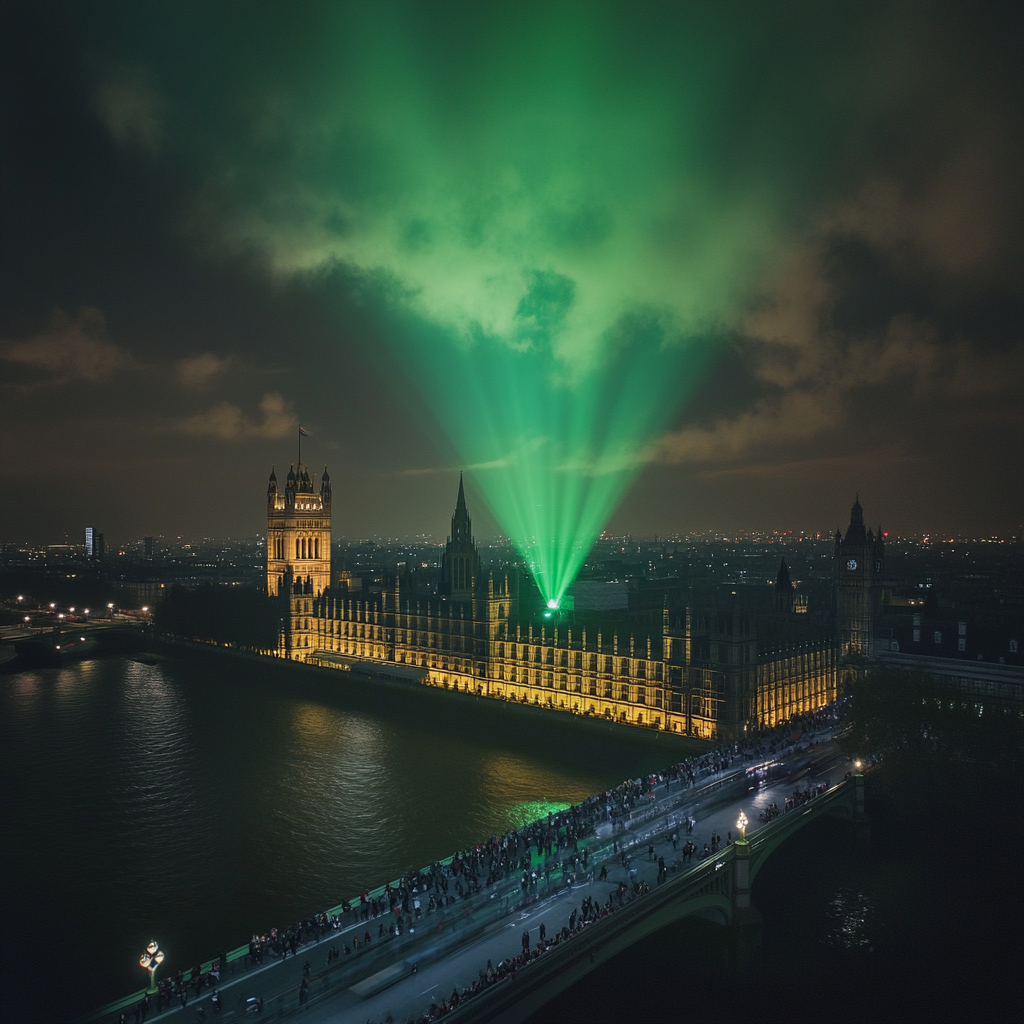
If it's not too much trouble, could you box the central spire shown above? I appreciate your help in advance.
[443,472,480,600]
[455,472,467,517]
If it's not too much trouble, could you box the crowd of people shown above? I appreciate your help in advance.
[133,704,842,1021]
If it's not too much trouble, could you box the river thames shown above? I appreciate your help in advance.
[0,648,699,1022]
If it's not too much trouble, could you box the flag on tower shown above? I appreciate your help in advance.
[299,426,308,436]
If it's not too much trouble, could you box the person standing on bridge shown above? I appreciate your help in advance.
[522,929,530,953]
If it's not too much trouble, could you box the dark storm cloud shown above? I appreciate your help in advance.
[648,3,1023,534]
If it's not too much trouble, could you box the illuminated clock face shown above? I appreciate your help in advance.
[847,559,858,570]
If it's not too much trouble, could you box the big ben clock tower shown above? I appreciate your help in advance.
[836,497,884,661]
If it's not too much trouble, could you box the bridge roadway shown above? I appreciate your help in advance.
[85,736,856,1024]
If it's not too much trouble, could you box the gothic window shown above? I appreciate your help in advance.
[295,538,300,559]
[315,537,320,559]
[621,658,629,676]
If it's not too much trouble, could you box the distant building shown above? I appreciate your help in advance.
[875,596,1022,707]
[835,497,885,664]
[833,497,1022,706]
[272,470,837,741]
[85,527,95,558]
[143,536,155,559]
[572,580,629,613]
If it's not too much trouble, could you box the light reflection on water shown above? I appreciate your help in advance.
[824,887,875,952]
[0,652,669,1022]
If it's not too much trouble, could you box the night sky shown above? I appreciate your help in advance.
[2,1,1021,546]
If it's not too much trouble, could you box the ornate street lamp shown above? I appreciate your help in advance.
[736,810,748,841]
[140,940,165,994]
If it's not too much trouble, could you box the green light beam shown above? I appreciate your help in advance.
[122,2,876,600]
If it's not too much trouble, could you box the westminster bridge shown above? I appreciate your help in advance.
[81,735,862,1024]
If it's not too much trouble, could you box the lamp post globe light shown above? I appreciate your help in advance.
[736,810,748,841]
[140,941,164,994]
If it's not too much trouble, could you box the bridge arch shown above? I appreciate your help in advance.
[748,783,857,886]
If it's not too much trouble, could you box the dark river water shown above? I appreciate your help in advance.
[2,650,1015,1023]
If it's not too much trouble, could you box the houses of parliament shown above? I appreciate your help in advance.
[266,464,884,741]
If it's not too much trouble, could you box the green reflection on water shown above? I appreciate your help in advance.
[504,799,571,831]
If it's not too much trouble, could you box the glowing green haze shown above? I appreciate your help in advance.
[120,2,872,600]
